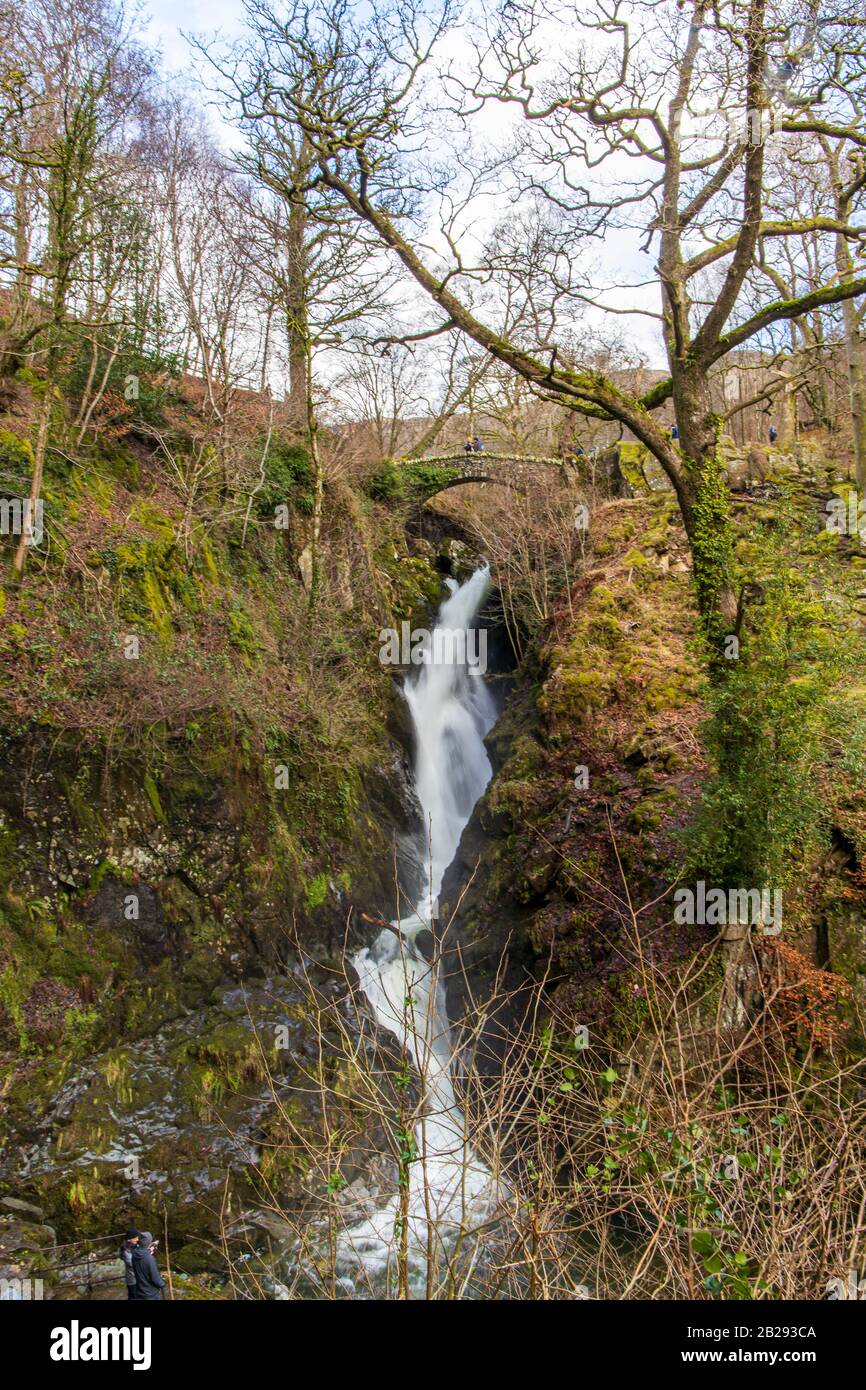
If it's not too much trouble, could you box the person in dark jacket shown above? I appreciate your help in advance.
[132,1230,166,1301]
[119,1229,141,1299]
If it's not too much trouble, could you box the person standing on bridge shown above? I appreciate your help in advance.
[473,436,484,453]
[464,437,474,454]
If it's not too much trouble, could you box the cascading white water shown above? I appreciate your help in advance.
[402,567,498,909]
[337,565,499,1286]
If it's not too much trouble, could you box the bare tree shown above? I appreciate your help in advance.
[201,22,406,599]
[820,140,866,480]
[332,335,492,460]
[0,0,155,571]
[235,0,866,659]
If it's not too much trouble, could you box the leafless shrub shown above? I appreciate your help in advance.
[213,867,865,1301]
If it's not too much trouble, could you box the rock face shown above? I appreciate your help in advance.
[0,472,457,1291]
[439,470,866,1070]
[0,1196,45,1219]
[1,979,307,1263]
[0,706,422,1283]
[725,445,768,491]
[595,445,633,498]
[298,545,313,590]
[438,495,709,1050]
[0,1209,56,1296]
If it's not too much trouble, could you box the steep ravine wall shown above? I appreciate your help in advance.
[0,451,462,1289]
[440,484,866,1055]
[0,474,513,1293]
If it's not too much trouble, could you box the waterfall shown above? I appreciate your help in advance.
[337,565,499,1287]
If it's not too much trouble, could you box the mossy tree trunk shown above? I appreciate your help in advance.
[780,346,799,450]
[13,383,52,573]
[673,371,739,662]
[824,141,866,488]
[837,267,866,489]
[12,81,102,574]
[305,337,324,608]
[286,182,309,433]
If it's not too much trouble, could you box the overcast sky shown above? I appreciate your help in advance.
[143,0,243,71]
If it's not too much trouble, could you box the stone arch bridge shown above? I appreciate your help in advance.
[372,448,626,502]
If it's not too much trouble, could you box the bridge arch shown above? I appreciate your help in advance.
[368,452,574,503]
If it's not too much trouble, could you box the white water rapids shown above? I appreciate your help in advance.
[336,565,499,1288]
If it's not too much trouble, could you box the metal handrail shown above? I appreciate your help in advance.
[36,1230,129,1255]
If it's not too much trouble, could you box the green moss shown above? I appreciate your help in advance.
[128,499,176,541]
[618,442,650,492]
[199,538,220,584]
[177,1020,276,1120]
[61,768,104,838]
[142,771,165,822]
[627,798,663,832]
[0,965,29,1050]
[254,434,314,517]
[71,467,116,517]
[683,432,736,657]
[543,662,609,723]
[623,547,651,570]
[375,542,443,622]
[0,428,34,474]
[540,513,698,732]
[588,612,625,647]
[304,872,329,909]
[14,365,43,394]
[227,600,259,663]
[593,518,639,557]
